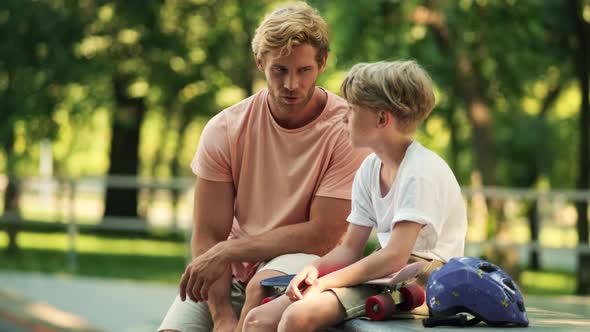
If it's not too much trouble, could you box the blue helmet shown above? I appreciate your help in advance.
[424,257,528,327]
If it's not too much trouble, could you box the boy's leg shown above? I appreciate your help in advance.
[235,269,284,332]
[405,255,444,317]
[240,253,319,332]
[277,291,346,332]
[242,295,292,332]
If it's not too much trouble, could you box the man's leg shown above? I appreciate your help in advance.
[158,295,213,332]
[208,268,238,332]
[235,269,285,332]
[159,269,245,332]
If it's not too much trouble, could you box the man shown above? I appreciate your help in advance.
[159,2,368,331]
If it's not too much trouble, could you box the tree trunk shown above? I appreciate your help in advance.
[411,5,497,186]
[2,132,20,254]
[570,0,590,295]
[103,76,147,218]
[526,83,561,271]
[527,201,540,270]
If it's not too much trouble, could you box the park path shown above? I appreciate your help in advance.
[0,271,176,331]
[0,270,589,332]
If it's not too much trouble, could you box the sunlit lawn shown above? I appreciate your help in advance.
[0,231,577,294]
[0,232,187,284]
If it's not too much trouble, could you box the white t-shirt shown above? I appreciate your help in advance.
[347,141,467,262]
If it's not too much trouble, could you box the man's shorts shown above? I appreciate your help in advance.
[329,255,444,320]
[158,253,318,332]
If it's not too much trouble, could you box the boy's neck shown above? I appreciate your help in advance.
[373,135,413,170]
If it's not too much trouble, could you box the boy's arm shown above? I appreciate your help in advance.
[182,195,351,301]
[180,177,235,302]
[286,223,372,300]
[308,221,422,293]
[312,223,373,273]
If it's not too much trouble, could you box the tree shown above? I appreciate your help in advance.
[569,0,590,295]
[0,0,89,252]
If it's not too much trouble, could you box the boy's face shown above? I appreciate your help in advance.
[343,104,380,148]
[257,44,326,115]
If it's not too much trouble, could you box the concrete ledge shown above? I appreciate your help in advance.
[325,295,590,332]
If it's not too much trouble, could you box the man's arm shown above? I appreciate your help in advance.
[190,177,235,257]
[222,195,351,262]
[179,177,235,302]
[182,195,351,300]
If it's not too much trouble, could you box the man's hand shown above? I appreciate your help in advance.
[179,242,230,302]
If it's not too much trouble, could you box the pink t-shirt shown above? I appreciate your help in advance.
[191,88,368,282]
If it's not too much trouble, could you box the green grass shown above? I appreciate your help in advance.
[0,231,578,294]
[1,248,186,284]
[0,231,187,284]
[521,270,577,295]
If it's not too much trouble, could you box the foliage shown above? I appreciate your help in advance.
[0,0,586,190]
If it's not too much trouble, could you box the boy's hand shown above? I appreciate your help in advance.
[302,279,326,299]
[286,265,319,301]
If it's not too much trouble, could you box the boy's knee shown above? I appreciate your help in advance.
[245,277,265,298]
[278,303,314,331]
[245,272,280,301]
[243,307,270,332]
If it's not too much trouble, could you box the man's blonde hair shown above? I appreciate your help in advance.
[341,61,436,134]
[252,2,329,65]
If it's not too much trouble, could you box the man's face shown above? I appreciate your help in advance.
[258,44,326,114]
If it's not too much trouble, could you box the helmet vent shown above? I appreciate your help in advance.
[503,279,516,291]
[478,263,498,273]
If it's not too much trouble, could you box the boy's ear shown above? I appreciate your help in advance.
[377,111,389,128]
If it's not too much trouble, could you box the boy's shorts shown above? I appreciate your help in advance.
[158,253,318,332]
[328,255,444,320]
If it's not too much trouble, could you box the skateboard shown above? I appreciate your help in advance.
[259,260,428,321]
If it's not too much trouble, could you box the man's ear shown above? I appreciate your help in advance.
[256,56,264,72]
[318,53,328,73]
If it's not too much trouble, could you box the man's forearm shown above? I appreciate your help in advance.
[221,219,344,264]
[191,227,228,259]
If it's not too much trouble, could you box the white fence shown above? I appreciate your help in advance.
[1,175,589,272]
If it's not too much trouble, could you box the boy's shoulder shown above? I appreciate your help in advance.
[358,153,380,173]
[403,141,455,181]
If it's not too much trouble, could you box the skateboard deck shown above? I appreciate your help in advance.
[259,261,428,316]
[260,260,427,288]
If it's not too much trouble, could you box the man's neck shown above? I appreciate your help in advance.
[268,87,327,129]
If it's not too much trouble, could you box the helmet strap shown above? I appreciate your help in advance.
[423,314,481,328]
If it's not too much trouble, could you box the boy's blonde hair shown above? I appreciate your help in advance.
[251,2,329,65]
[341,61,436,134]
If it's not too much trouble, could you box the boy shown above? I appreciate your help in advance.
[242,61,467,332]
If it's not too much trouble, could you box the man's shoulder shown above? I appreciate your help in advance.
[205,89,266,135]
[219,89,266,117]
[324,89,348,112]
